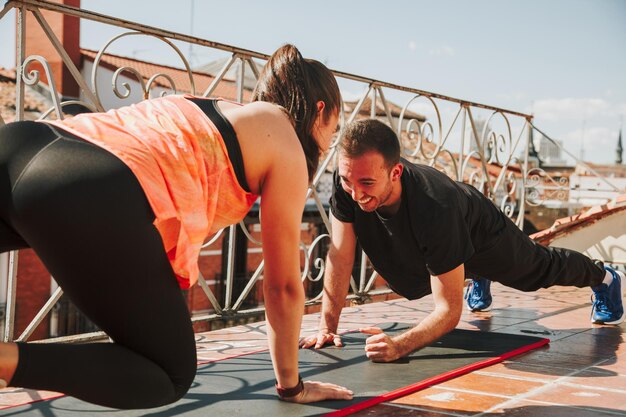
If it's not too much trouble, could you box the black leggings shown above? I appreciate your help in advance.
[0,121,197,409]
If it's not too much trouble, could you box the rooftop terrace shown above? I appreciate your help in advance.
[0,284,624,415]
[0,1,624,415]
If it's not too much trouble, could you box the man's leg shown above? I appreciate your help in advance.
[469,216,623,324]
[590,265,624,324]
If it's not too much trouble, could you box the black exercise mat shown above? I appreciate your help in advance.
[0,323,548,416]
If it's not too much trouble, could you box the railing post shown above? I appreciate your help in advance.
[466,107,495,199]
[518,117,533,229]
[15,4,26,121]
[0,253,7,341]
[236,55,245,104]
[3,4,27,343]
[3,252,19,342]
[458,105,468,182]
[223,225,237,311]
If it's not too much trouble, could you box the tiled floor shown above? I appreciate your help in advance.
[348,284,626,417]
[1,282,625,416]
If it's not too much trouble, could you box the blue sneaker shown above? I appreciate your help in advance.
[591,267,625,325]
[465,278,493,312]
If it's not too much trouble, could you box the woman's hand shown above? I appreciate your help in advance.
[299,329,343,349]
[281,380,353,403]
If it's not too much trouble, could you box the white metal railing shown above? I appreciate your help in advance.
[0,0,623,343]
[525,123,622,209]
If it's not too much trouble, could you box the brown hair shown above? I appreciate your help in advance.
[252,44,340,181]
[339,119,400,168]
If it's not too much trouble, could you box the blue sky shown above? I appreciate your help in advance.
[1,0,625,164]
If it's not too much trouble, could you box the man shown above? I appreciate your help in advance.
[300,119,625,363]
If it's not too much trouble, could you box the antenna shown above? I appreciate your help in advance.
[188,0,195,68]
[578,105,587,162]
[578,119,586,161]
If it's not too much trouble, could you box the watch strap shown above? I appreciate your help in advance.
[276,375,304,399]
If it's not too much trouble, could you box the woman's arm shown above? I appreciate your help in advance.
[258,126,352,402]
[259,150,308,391]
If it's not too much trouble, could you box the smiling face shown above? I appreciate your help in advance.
[337,150,403,213]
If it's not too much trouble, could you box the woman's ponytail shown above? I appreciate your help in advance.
[252,44,340,181]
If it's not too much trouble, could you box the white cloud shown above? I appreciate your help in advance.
[408,40,417,51]
[532,98,610,121]
[428,45,455,57]
[559,126,622,163]
[563,126,617,148]
[339,90,365,102]
[497,91,527,102]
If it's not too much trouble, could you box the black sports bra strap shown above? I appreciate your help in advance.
[185,97,251,193]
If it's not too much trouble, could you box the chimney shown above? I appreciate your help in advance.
[22,0,81,99]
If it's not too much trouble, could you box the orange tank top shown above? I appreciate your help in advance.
[45,95,259,289]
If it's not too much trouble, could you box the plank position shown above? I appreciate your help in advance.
[301,119,624,362]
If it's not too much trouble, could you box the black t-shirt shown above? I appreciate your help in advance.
[330,158,508,299]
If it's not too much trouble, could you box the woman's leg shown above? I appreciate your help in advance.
[0,218,27,252]
[0,122,197,409]
[0,121,53,251]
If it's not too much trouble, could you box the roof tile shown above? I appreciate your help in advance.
[81,49,251,101]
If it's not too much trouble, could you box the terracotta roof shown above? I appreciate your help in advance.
[574,162,626,177]
[343,96,426,121]
[0,68,53,122]
[81,49,251,102]
[0,67,16,81]
[531,193,626,245]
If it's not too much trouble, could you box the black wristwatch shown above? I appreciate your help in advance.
[276,375,304,400]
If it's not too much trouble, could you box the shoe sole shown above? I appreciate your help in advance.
[469,303,492,312]
[592,270,625,325]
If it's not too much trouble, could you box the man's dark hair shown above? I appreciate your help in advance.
[339,119,400,168]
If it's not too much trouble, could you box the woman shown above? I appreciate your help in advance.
[0,44,352,408]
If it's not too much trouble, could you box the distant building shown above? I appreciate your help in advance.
[469,118,490,158]
[570,162,626,208]
[538,135,566,166]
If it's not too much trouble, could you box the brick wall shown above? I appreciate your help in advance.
[22,0,81,98]
[14,250,51,340]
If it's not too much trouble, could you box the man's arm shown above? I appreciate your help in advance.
[361,263,465,362]
[300,213,356,349]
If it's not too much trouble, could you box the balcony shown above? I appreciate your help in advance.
[0,285,624,415]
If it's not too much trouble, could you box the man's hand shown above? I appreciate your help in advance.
[280,380,353,403]
[299,329,343,349]
[360,327,403,362]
